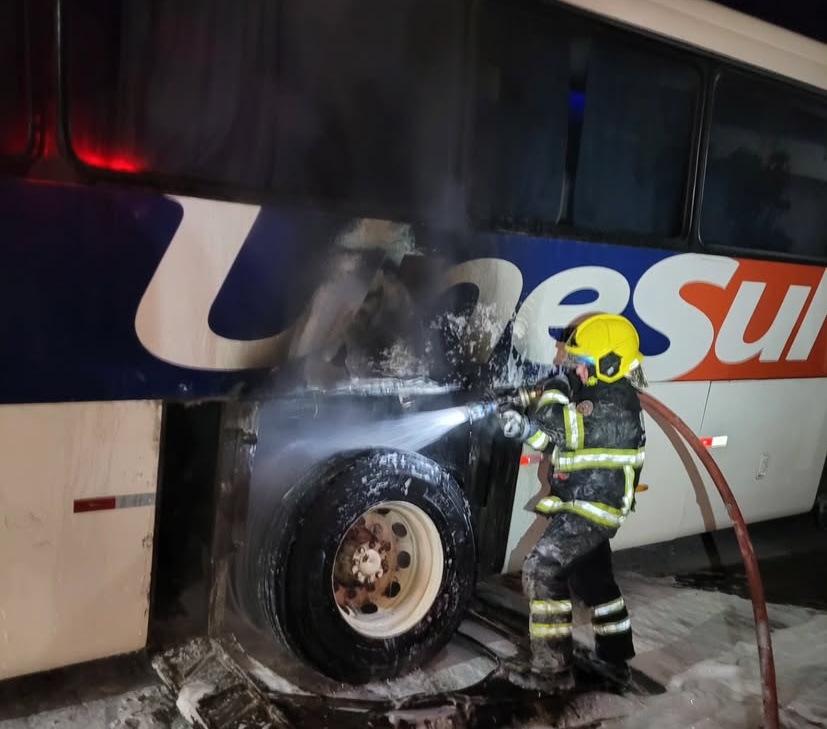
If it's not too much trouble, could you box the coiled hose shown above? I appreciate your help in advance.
[637,391,779,729]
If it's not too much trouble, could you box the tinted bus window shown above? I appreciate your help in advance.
[701,74,827,258]
[0,0,30,157]
[61,0,464,217]
[571,44,698,237]
[471,3,570,231]
[471,1,699,239]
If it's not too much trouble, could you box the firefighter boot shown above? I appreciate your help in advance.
[506,636,575,694]
[581,654,632,690]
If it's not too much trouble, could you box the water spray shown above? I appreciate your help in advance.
[294,377,463,400]
[464,400,500,424]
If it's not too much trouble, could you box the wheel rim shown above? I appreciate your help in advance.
[331,498,444,639]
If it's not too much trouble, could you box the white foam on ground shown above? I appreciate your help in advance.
[174,680,213,728]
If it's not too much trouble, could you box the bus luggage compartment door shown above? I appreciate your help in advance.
[0,400,162,681]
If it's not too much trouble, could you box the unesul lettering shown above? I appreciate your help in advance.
[135,198,827,382]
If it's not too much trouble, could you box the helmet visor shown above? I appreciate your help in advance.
[562,327,592,365]
[560,352,594,370]
[550,326,577,344]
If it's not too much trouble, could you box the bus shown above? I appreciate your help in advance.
[2,0,827,688]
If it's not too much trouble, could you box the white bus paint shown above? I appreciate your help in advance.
[0,400,162,681]
[560,0,827,93]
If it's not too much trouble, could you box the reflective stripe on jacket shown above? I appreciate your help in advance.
[521,374,646,530]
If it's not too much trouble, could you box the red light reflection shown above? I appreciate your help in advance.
[74,147,143,173]
[520,454,542,466]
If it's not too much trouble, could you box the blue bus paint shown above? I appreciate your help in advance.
[0,180,677,404]
[489,232,672,357]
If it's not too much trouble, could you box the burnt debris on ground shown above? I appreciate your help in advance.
[149,574,664,729]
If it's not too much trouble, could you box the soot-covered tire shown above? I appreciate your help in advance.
[256,448,476,684]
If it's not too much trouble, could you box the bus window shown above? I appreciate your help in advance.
[275,0,465,217]
[62,0,281,179]
[0,0,30,158]
[470,2,570,232]
[701,73,827,259]
[470,1,699,240]
[570,43,699,238]
[61,0,464,218]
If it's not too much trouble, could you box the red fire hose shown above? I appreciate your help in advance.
[637,391,779,729]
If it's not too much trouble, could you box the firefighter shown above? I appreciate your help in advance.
[498,313,647,693]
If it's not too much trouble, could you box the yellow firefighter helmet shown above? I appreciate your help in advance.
[564,314,643,384]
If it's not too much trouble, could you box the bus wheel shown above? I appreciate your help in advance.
[257,448,476,684]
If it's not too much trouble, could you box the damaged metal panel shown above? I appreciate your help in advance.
[207,401,261,640]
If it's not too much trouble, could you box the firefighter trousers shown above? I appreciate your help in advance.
[522,511,635,672]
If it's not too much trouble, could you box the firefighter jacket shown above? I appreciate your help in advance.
[522,372,646,533]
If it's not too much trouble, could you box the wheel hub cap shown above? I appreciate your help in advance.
[351,544,386,585]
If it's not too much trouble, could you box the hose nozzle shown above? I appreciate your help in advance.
[495,385,536,411]
[465,385,537,424]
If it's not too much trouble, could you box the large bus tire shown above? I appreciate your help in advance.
[256,448,476,684]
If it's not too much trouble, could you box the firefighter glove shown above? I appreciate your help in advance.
[499,409,531,440]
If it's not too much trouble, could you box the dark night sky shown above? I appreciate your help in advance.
[714,0,827,44]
